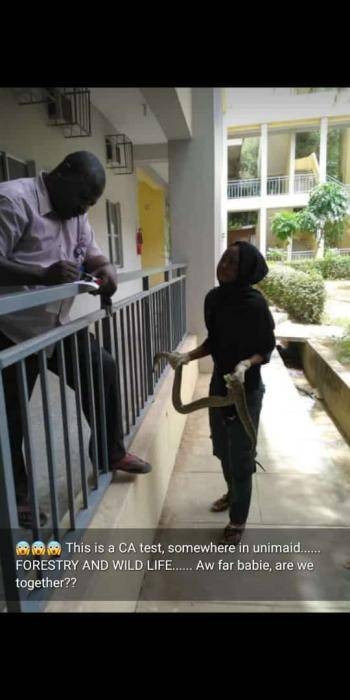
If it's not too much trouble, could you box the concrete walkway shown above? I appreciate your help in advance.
[137,350,350,612]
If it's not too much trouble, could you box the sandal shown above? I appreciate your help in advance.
[17,500,48,529]
[210,493,229,512]
[220,522,245,546]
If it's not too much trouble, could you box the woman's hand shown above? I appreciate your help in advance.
[224,359,252,387]
[168,352,192,370]
[233,359,252,383]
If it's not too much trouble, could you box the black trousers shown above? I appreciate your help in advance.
[209,369,265,525]
[0,329,126,496]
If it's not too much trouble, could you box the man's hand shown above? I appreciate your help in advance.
[41,261,80,285]
[91,263,117,297]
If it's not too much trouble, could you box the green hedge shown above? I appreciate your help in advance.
[288,252,350,279]
[266,248,286,262]
[258,264,326,323]
[335,326,350,365]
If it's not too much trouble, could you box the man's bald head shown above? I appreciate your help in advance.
[45,151,106,220]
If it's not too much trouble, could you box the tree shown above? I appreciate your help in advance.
[239,138,260,179]
[228,211,258,229]
[327,127,342,181]
[271,211,300,261]
[306,182,349,257]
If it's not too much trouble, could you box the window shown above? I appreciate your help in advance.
[106,200,123,267]
[0,152,36,182]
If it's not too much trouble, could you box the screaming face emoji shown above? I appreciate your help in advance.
[47,541,62,556]
[16,541,30,556]
[31,541,46,556]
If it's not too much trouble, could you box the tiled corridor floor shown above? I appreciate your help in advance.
[137,350,350,612]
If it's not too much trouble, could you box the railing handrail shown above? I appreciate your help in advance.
[0,275,187,370]
[227,177,260,184]
[0,282,96,317]
[0,265,188,611]
[294,173,317,179]
[117,262,187,284]
[0,263,188,317]
[327,174,341,184]
[326,174,350,192]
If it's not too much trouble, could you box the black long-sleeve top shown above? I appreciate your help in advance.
[203,285,276,394]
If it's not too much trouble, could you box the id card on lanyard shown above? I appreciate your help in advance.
[74,218,85,271]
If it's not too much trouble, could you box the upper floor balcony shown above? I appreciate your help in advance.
[227,173,318,200]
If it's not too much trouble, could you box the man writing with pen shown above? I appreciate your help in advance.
[0,151,152,528]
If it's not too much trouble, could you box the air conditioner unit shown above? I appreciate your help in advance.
[105,134,134,174]
[46,89,73,125]
[106,136,122,165]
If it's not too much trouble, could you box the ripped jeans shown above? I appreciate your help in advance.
[209,372,265,525]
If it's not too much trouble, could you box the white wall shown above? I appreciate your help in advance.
[169,88,224,371]
[268,132,291,176]
[175,88,192,135]
[227,88,350,128]
[0,87,143,320]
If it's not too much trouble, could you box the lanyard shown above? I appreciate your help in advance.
[74,218,84,263]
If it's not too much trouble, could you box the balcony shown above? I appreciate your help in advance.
[227,174,318,199]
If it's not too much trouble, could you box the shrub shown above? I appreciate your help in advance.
[258,264,326,323]
[319,251,350,279]
[288,251,350,279]
[335,325,350,365]
[266,248,286,262]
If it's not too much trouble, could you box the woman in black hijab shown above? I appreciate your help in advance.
[177,241,275,544]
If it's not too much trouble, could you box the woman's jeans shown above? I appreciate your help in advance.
[209,373,265,526]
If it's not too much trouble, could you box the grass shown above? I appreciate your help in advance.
[320,314,350,364]
[322,314,350,328]
[335,329,350,365]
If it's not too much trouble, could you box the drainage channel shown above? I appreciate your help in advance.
[277,341,350,480]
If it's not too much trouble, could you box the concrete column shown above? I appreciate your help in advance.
[259,207,267,256]
[316,117,328,258]
[319,117,328,183]
[289,132,296,194]
[220,106,228,257]
[168,88,224,372]
[260,124,268,197]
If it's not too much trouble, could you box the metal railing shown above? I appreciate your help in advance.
[227,178,261,198]
[287,249,350,260]
[326,174,350,195]
[294,173,318,193]
[228,174,318,199]
[0,264,187,612]
[290,250,314,259]
[267,176,289,195]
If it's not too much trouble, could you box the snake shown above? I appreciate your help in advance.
[153,351,257,452]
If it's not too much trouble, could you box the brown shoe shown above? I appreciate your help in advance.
[111,452,152,474]
[210,493,229,512]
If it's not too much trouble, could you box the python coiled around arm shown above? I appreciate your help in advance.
[153,351,257,452]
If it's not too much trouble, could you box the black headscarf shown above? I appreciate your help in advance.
[205,240,270,335]
[218,240,269,297]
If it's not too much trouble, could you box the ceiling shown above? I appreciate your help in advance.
[90,87,167,145]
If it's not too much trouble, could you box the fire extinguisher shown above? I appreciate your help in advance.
[136,227,143,255]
